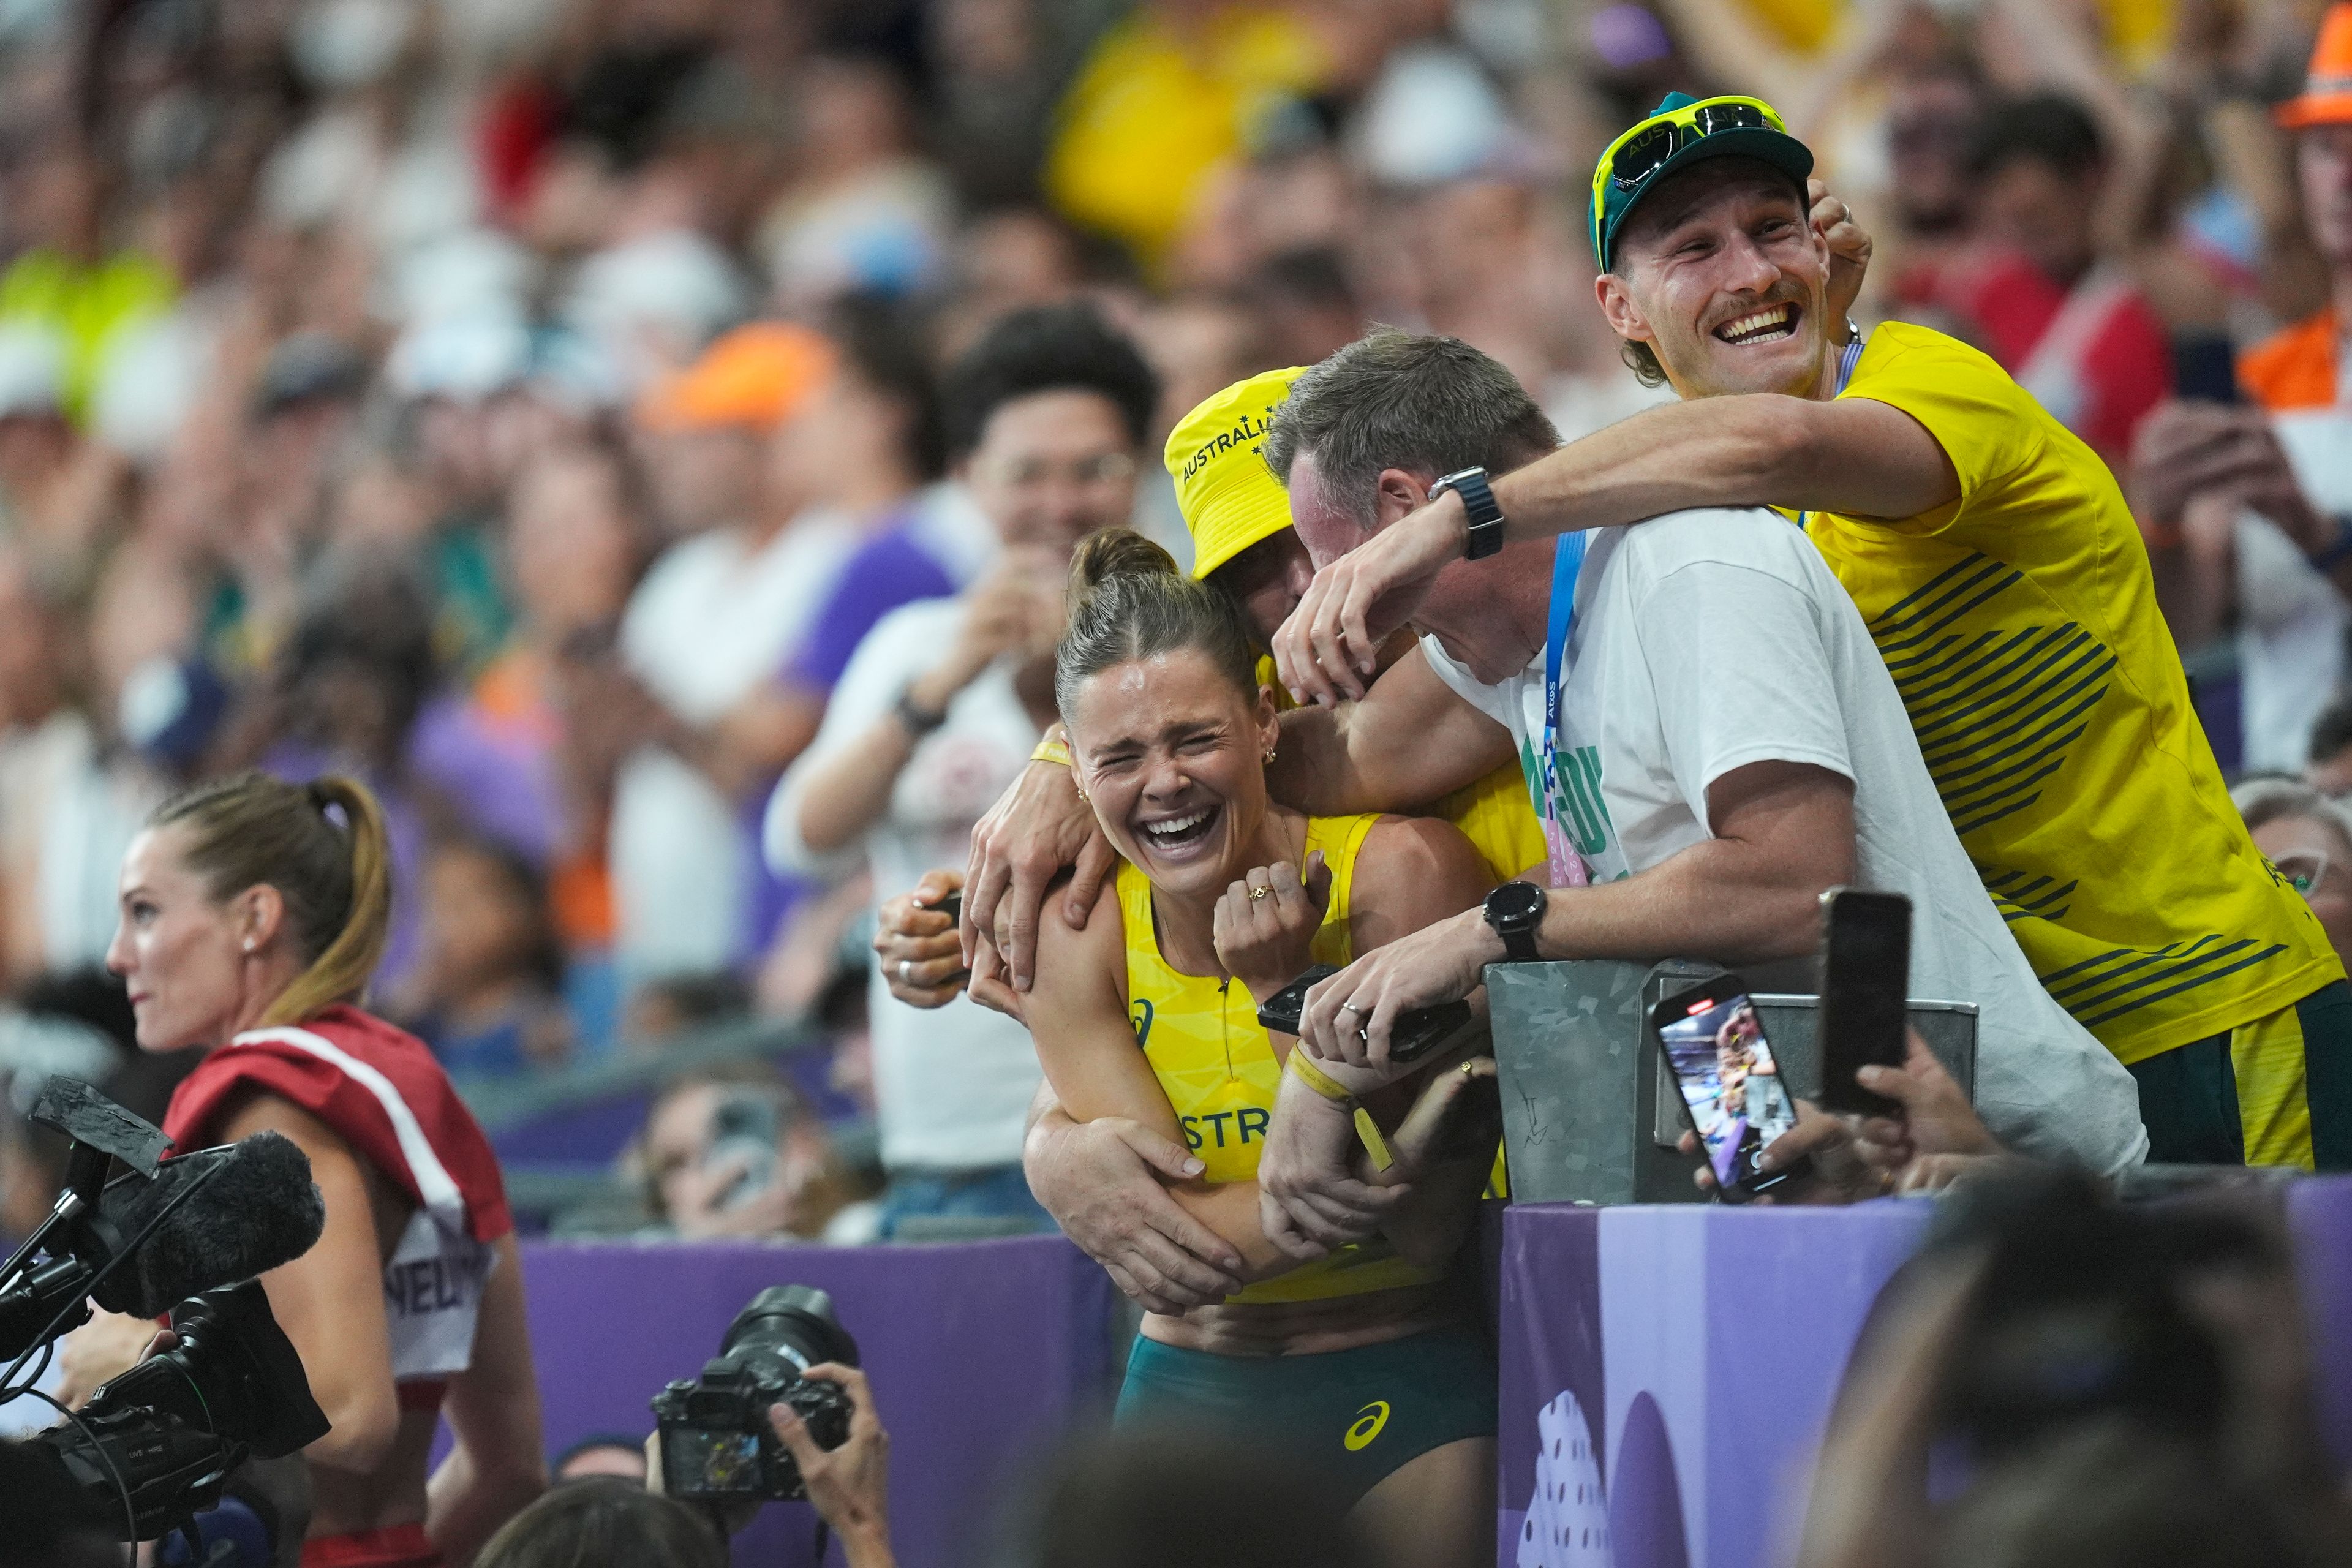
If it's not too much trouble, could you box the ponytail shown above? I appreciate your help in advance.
[1054,528,1259,720]
[147,771,394,1025]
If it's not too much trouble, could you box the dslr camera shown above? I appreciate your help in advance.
[652,1286,858,1502]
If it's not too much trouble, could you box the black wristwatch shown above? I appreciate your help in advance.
[894,684,948,736]
[1430,466,1508,560]
[1483,881,1547,962]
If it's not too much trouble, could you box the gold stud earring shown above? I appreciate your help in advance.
[1076,785,1089,802]
[1264,748,1278,765]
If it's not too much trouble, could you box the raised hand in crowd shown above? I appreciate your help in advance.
[1023,1094,1247,1313]
[2131,401,2334,554]
[1212,851,1331,1005]
[913,548,1065,720]
[875,869,969,1009]
[1685,1031,2005,1204]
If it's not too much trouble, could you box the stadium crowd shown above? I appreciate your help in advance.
[5,0,2352,1563]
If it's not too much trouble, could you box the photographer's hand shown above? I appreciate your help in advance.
[772,1366,893,1568]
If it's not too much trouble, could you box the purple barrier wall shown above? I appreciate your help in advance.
[512,1235,1119,1567]
[1498,1179,2352,1568]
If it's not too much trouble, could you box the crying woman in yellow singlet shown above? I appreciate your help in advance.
[1025,529,1499,1567]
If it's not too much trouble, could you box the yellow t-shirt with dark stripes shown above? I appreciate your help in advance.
[1119,812,1446,1303]
[1803,322,2343,1065]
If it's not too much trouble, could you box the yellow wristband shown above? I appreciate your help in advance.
[1287,1050,1356,1103]
[1030,736,1072,767]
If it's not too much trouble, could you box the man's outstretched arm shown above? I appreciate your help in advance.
[1277,394,1959,703]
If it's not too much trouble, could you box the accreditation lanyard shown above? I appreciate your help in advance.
[1795,335,1868,533]
[1540,530,1593,888]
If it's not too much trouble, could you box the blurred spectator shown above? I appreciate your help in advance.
[759,55,953,307]
[2130,10,2352,772]
[766,304,1156,1237]
[608,322,855,983]
[475,1477,725,1568]
[405,834,573,1079]
[551,1436,649,1486]
[1044,2,1336,269]
[621,970,755,1055]
[2308,692,2352,797]
[1791,1168,2352,1568]
[437,440,647,956]
[1940,93,2175,460]
[0,145,175,420]
[2235,778,2352,973]
[0,546,155,990]
[631,1064,876,1243]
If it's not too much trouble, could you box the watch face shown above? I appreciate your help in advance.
[1486,880,1545,928]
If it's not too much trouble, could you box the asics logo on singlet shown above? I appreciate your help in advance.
[1344,1401,1390,1451]
[1180,1107,1270,1150]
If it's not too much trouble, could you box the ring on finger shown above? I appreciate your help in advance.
[1249,884,1272,901]
[898,959,912,984]
[1338,1001,1365,1016]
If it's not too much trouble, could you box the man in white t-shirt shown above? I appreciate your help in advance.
[766,304,1163,1235]
[1249,331,2146,1197]
[605,323,858,981]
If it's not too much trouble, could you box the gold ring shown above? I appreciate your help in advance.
[1249,885,1271,901]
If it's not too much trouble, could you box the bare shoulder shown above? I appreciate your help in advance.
[1350,815,1494,945]
[1033,870,1128,998]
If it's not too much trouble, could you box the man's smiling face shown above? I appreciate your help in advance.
[1597,157,1833,401]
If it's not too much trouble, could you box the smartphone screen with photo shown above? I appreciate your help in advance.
[1654,981,1800,1200]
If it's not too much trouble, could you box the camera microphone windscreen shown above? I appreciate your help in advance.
[88,1133,325,1319]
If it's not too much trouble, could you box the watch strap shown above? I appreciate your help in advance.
[895,686,949,736]
[1434,467,1508,560]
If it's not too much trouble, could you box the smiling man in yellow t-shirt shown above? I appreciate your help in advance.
[1277,92,2350,1169]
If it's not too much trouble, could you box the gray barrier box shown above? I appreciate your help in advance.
[1486,959,1978,1206]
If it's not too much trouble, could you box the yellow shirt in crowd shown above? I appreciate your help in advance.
[1803,322,2343,1066]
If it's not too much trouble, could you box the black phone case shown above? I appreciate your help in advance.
[1254,964,1472,1065]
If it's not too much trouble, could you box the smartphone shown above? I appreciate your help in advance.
[1817,888,1912,1118]
[1255,964,1475,1065]
[1653,974,1805,1202]
[937,889,962,924]
[704,1091,779,1210]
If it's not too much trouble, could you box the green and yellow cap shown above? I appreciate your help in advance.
[1589,92,1812,273]
[1164,366,1305,581]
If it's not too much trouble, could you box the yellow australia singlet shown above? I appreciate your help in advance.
[1255,653,1544,884]
[1119,812,1447,1305]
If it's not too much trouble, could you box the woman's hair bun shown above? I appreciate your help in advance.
[1067,527,1178,609]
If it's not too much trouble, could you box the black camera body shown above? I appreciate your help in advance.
[28,1278,328,1540]
[652,1285,858,1502]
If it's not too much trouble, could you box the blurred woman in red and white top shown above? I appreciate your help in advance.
[72,772,546,1567]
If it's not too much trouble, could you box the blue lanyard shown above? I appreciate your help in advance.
[1796,335,1867,533]
[1543,530,1589,752]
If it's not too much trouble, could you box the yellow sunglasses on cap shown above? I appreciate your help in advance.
[1588,94,1791,266]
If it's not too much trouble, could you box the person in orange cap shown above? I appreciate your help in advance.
[2131,5,2352,771]
[590,320,863,982]
[2242,4,2352,420]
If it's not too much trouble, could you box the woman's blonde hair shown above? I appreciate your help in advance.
[148,771,393,1026]
[1054,528,1259,722]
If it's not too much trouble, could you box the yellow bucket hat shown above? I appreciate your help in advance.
[1165,366,1305,581]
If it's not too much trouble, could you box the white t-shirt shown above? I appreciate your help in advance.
[609,514,858,979]
[2236,406,2352,772]
[765,597,1045,1171]
[1422,507,2148,1175]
